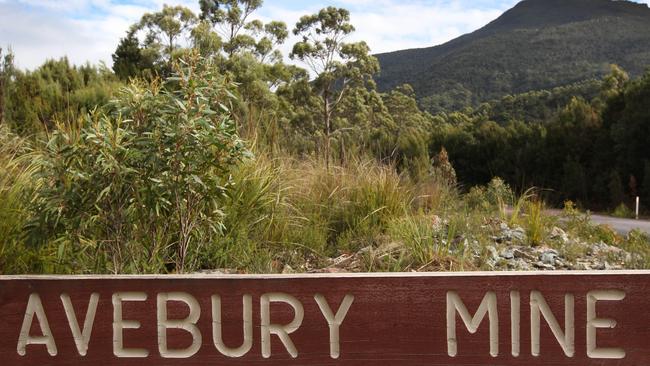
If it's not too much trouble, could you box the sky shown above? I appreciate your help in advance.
[1,0,649,70]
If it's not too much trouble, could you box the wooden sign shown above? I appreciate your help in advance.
[1,271,649,365]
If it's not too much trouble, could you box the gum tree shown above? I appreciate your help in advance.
[290,7,379,170]
[0,47,14,125]
[135,5,197,68]
[198,0,288,61]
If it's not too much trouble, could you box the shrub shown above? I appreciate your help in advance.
[0,126,42,273]
[30,55,248,273]
[612,203,634,219]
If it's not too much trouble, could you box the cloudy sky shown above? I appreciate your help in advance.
[1,0,649,70]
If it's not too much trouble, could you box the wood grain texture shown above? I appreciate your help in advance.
[1,271,649,365]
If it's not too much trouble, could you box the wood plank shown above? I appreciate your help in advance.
[1,271,649,365]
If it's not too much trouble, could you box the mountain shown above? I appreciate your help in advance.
[375,0,650,113]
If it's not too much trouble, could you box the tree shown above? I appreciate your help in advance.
[195,0,294,141]
[561,156,588,202]
[290,7,379,170]
[133,5,197,69]
[199,0,283,58]
[431,147,457,186]
[383,84,433,173]
[608,171,626,208]
[197,0,290,74]
[112,30,155,80]
[599,64,629,102]
[0,47,14,125]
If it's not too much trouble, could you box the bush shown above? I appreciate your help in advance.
[612,203,634,219]
[30,55,248,273]
[464,177,514,215]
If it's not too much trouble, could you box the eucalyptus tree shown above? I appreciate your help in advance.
[290,7,379,170]
[0,47,13,125]
[133,5,197,68]
[198,0,287,61]
[197,0,297,145]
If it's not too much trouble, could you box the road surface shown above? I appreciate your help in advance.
[510,208,650,236]
[588,213,650,235]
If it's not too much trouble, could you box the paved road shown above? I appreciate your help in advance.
[588,213,650,235]
[513,208,650,235]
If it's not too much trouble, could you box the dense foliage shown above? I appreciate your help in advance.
[31,56,247,274]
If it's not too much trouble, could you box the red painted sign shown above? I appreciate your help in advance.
[1,271,649,365]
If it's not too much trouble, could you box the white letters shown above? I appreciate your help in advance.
[112,292,148,358]
[260,293,304,358]
[212,294,253,357]
[530,291,575,357]
[60,293,99,356]
[446,291,499,357]
[17,293,57,356]
[314,294,354,359]
[510,291,520,357]
[11,287,630,361]
[587,290,626,359]
[157,292,202,358]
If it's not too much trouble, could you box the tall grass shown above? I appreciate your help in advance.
[0,126,41,273]
[293,159,414,252]
[206,156,422,271]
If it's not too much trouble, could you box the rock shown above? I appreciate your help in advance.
[508,258,532,271]
[485,245,500,269]
[196,268,238,275]
[358,246,373,254]
[534,261,556,270]
[500,248,515,260]
[495,223,526,244]
[513,248,536,261]
[572,262,590,270]
[312,267,349,273]
[589,241,623,256]
[329,254,354,268]
[539,249,559,266]
[591,262,606,270]
[376,242,403,255]
[282,264,295,274]
[604,261,624,270]
[550,227,569,244]
[487,246,500,261]
[510,227,527,242]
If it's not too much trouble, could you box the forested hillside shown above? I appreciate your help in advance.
[376,0,650,113]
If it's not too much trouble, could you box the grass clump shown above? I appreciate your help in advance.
[0,126,42,274]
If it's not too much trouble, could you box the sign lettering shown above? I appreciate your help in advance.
[1,272,648,365]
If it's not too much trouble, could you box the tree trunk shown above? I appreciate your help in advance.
[324,95,331,172]
[168,34,175,68]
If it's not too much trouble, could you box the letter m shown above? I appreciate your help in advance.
[446,291,498,357]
